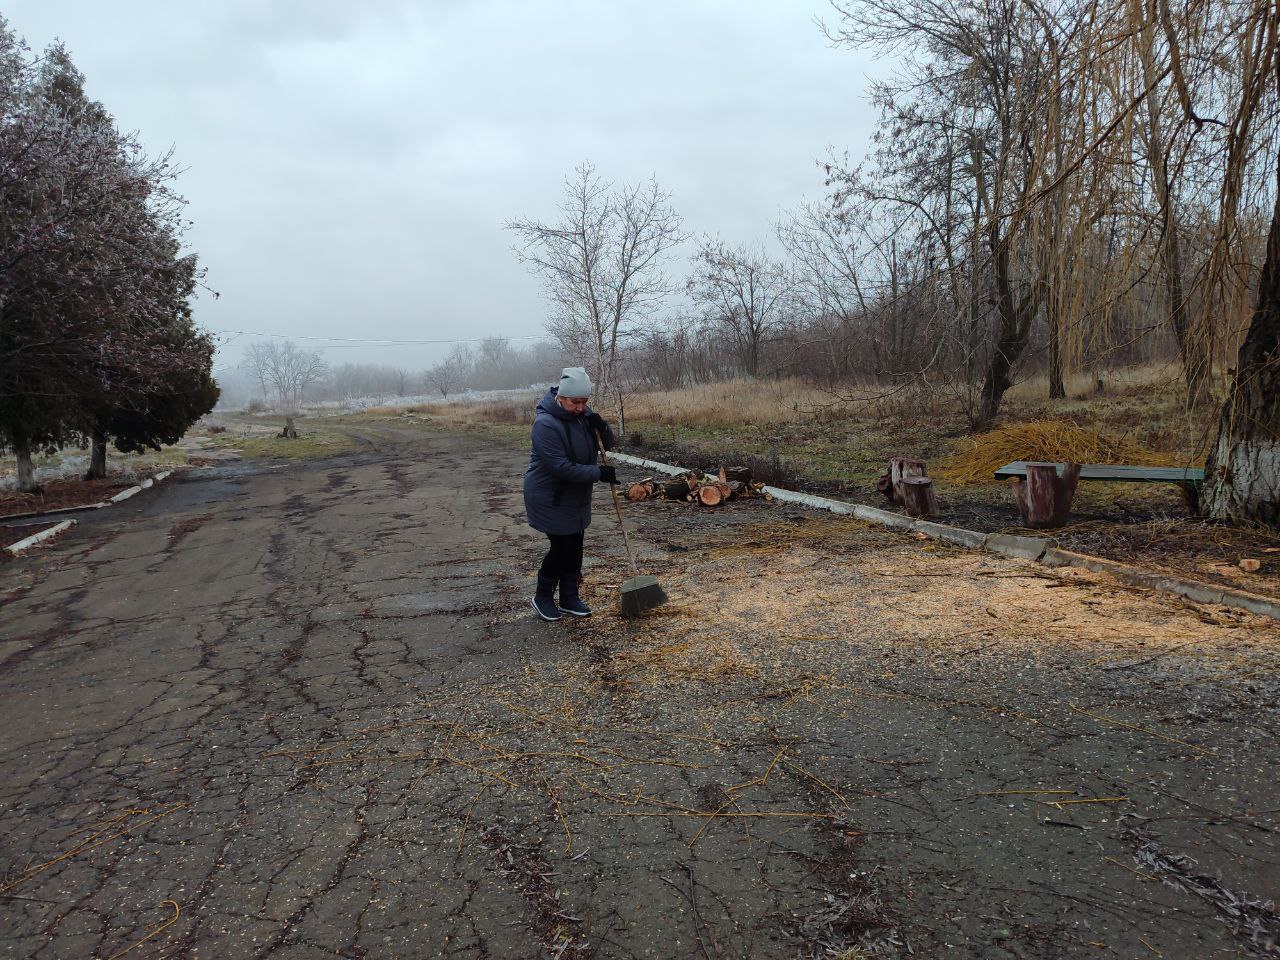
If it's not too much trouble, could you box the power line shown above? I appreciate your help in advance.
[208,328,548,345]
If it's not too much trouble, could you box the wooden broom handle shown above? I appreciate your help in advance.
[595,431,639,576]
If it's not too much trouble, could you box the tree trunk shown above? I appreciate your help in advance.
[973,232,1040,432]
[1163,223,1210,408]
[84,427,108,480]
[1047,299,1066,399]
[1202,160,1280,528]
[1135,12,1209,409]
[15,439,37,493]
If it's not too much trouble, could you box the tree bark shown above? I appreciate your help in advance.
[84,426,108,480]
[1202,157,1280,527]
[662,477,695,500]
[15,438,37,493]
[1047,299,1066,399]
[888,457,927,506]
[901,476,938,518]
[1013,463,1081,529]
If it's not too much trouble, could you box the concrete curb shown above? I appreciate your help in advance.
[1042,548,1280,619]
[2,469,176,521]
[5,519,76,555]
[610,449,1280,621]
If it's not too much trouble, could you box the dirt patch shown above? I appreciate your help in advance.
[0,478,134,518]
[614,449,1280,604]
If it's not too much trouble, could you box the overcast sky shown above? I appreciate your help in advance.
[9,1,887,371]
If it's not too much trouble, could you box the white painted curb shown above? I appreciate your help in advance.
[5,519,76,555]
[105,470,171,504]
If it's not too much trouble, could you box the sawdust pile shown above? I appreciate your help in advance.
[935,420,1182,484]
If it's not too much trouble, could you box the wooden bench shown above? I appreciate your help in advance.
[994,461,1206,527]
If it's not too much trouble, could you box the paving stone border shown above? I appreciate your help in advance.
[1,470,174,522]
[610,450,1280,622]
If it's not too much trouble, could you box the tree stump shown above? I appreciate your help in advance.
[279,416,298,439]
[900,476,939,518]
[1013,462,1081,528]
[887,457,927,506]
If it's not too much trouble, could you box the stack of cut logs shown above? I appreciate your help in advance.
[624,466,771,507]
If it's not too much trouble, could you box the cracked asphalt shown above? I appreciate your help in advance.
[2,423,1278,959]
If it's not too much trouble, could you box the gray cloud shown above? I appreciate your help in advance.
[9,1,885,370]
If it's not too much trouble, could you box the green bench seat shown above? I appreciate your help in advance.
[994,461,1205,487]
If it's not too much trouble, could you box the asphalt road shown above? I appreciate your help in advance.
[2,424,1277,959]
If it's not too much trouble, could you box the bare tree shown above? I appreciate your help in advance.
[424,344,474,397]
[687,238,798,377]
[241,341,328,410]
[507,162,683,400]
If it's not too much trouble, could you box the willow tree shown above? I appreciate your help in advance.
[1193,1,1280,525]
[825,0,1103,429]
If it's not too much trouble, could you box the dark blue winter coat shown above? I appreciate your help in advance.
[523,388,616,535]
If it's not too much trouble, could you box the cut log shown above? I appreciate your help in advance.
[1012,462,1081,529]
[722,480,745,501]
[697,483,729,506]
[888,457,926,506]
[663,478,695,501]
[900,476,939,518]
[626,480,655,502]
[723,466,752,484]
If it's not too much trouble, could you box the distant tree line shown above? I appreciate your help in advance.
[233,337,562,408]
[0,20,217,491]
[509,0,1279,528]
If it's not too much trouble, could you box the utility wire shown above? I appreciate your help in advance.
[208,328,547,345]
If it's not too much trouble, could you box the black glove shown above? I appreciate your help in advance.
[597,464,618,485]
[586,412,610,446]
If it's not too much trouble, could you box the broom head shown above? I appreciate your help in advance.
[619,574,668,617]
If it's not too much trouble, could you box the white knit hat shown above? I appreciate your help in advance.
[558,366,593,398]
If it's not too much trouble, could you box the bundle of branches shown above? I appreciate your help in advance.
[625,466,771,507]
[935,421,1182,484]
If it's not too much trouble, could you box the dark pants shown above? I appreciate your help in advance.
[537,532,584,599]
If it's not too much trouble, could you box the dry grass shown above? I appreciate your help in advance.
[621,378,858,427]
[935,421,1185,484]
[1003,363,1186,403]
[405,395,540,426]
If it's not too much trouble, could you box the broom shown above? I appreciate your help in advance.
[595,432,668,617]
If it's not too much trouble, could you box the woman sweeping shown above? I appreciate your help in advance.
[523,366,616,621]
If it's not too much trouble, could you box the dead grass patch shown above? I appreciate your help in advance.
[935,420,1185,484]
